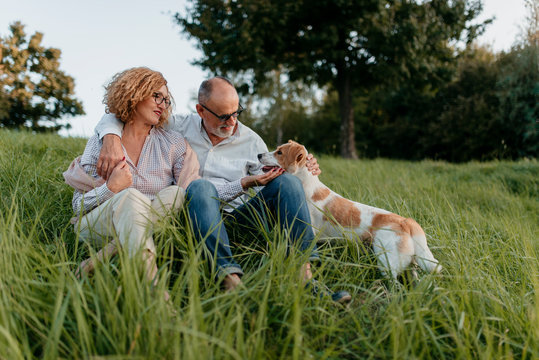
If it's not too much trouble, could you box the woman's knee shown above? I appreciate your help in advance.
[152,185,186,216]
[157,185,185,203]
[114,188,151,210]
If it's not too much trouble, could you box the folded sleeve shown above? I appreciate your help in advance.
[172,138,242,200]
[174,141,201,190]
[72,183,115,215]
[95,113,124,139]
[72,136,116,213]
[215,180,244,202]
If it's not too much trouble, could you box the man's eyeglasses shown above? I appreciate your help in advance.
[153,92,171,108]
[200,103,245,122]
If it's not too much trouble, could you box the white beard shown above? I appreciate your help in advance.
[209,123,235,138]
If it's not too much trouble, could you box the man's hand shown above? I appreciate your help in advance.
[306,154,321,176]
[241,168,284,189]
[97,134,123,180]
[106,159,132,193]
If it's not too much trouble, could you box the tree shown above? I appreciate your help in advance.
[247,69,318,147]
[427,46,502,161]
[495,16,538,159]
[426,0,538,161]
[359,41,537,161]
[175,0,486,158]
[0,22,84,132]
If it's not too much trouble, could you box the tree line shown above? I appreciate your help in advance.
[1,1,537,161]
[177,0,538,161]
[242,42,537,162]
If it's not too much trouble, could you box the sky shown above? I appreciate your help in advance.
[0,0,530,138]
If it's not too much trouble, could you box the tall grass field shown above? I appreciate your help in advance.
[0,129,537,359]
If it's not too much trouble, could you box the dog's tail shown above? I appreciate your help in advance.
[405,219,442,273]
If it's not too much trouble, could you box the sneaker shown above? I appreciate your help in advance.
[307,279,352,306]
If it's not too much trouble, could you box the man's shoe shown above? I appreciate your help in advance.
[307,279,352,306]
[331,290,352,305]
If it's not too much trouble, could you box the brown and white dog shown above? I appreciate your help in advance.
[258,140,441,280]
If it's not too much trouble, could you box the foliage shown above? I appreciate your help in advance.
[365,45,506,161]
[494,47,539,159]
[175,0,486,158]
[1,129,538,358]
[294,40,538,162]
[0,22,84,132]
[425,47,501,161]
[363,42,538,161]
[494,0,539,159]
[243,69,320,148]
[424,0,539,161]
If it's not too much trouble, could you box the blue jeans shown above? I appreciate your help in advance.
[185,174,319,278]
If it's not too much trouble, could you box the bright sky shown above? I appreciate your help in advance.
[0,0,529,138]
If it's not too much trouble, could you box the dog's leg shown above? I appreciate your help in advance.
[404,218,442,273]
[373,233,399,280]
[373,229,414,281]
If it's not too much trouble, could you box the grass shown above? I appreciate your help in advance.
[0,128,537,359]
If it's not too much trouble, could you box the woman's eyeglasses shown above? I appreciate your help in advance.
[153,92,171,108]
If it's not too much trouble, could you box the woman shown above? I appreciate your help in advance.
[64,67,199,293]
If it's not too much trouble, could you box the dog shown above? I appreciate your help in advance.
[258,140,441,280]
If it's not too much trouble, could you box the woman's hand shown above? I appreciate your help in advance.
[241,168,284,189]
[306,154,321,176]
[106,159,132,193]
[97,134,124,180]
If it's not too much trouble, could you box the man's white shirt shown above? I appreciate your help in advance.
[96,113,268,211]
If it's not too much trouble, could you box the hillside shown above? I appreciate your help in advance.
[0,129,537,359]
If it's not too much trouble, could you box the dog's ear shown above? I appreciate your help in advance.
[282,142,307,173]
[294,146,307,167]
[296,152,304,164]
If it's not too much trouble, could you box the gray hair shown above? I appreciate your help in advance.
[198,76,235,104]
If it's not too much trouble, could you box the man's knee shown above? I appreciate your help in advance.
[186,179,220,211]
[267,173,303,195]
[186,179,218,199]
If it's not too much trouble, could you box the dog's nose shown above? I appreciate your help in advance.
[257,154,262,159]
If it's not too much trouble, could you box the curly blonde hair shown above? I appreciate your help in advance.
[103,67,173,126]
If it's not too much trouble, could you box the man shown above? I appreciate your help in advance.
[95,76,351,303]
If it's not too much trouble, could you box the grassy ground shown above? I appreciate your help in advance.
[0,129,537,359]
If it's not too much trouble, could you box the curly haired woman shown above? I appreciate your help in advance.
[64,67,199,299]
